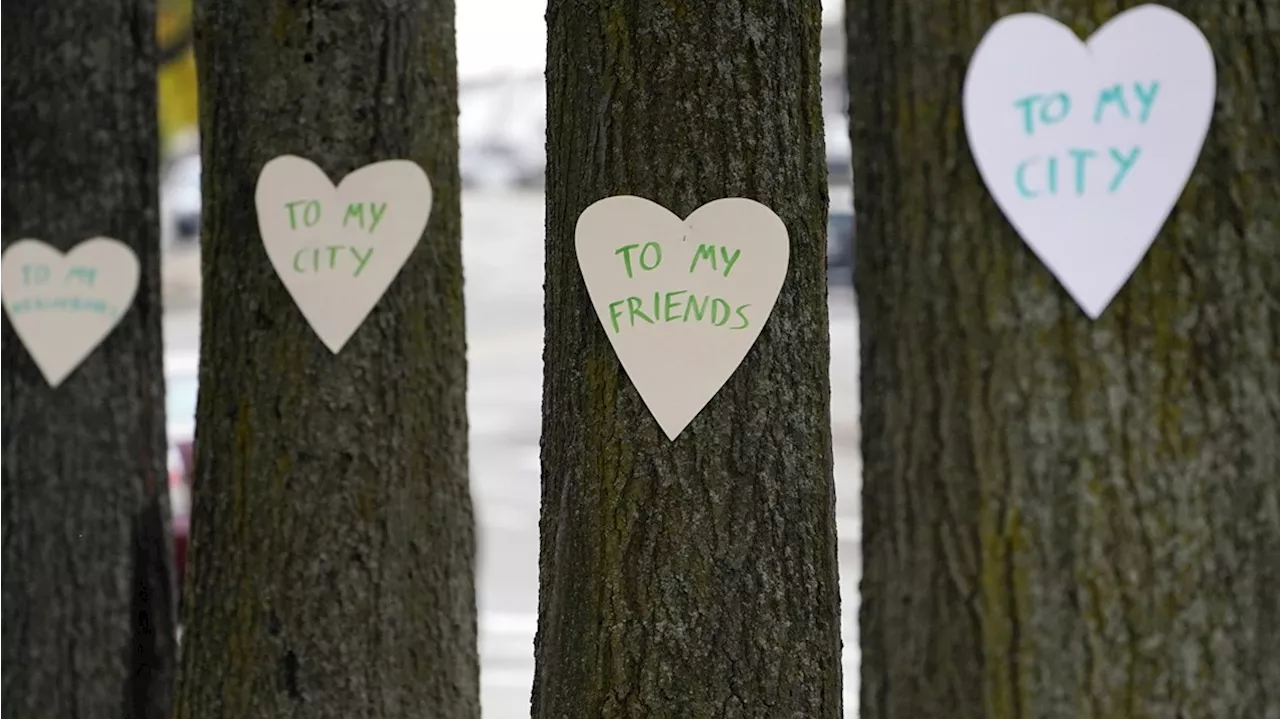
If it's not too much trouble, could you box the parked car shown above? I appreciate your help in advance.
[460,141,528,190]
[165,350,199,602]
[459,73,545,190]
[160,152,201,248]
[827,184,855,285]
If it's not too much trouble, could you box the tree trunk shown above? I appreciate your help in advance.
[848,1,1280,717]
[536,2,842,716]
[1,0,177,717]
[172,0,477,717]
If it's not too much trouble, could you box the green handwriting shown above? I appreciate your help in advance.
[688,243,741,277]
[342,202,388,234]
[607,291,750,334]
[285,200,322,229]
[291,246,375,277]
[614,242,663,278]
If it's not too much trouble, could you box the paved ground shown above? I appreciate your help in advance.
[163,190,863,716]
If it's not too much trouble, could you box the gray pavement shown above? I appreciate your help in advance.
[163,190,862,717]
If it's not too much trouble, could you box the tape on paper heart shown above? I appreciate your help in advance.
[576,196,789,440]
[963,4,1215,318]
[255,155,433,353]
[1,238,140,387]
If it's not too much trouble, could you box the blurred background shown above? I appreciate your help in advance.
[157,1,860,716]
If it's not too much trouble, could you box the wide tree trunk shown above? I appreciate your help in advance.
[1,0,177,717]
[848,1,1280,717]
[172,0,477,717]
[536,2,842,716]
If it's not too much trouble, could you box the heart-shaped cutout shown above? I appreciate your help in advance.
[963,4,1215,318]
[255,155,433,352]
[576,196,789,440]
[2,238,140,387]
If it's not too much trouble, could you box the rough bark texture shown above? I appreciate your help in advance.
[172,0,477,717]
[537,2,841,717]
[1,0,177,717]
[848,1,1280,718]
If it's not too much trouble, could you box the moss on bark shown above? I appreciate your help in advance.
[1,0,177,717]
[173,0,477,717]
[848,1,1280,717]
[537,2,842,717]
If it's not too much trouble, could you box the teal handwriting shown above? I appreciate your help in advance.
[65,266,97,286]
[12,264,116,317]
[8,296,117,317]
[1010,80,1158,198]
[22,264,51,285]
[1092,81,1160,124]
[20,264,99,285]
[1013,92,1071,136]
[1014,146,1141,198]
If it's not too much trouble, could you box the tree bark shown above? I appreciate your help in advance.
[1,0,177,717]
[172,0,477,717]
[848,1,1280,717]
[536,2,841,717]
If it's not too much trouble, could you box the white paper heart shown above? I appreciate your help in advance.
[1,238,140,387]
[963,4,1215,318]
[576,196,789,440]
[254,155,433,352]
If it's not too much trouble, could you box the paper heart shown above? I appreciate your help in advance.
[1,238,140,387]
[576,196,789,440]
[254,155,433,352]
[963,4,1215,318]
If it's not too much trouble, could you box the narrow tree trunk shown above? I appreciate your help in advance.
[848,1,1280,717]
[536,2,841,716]
[1,0,177,717]
[172,0,477,717]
